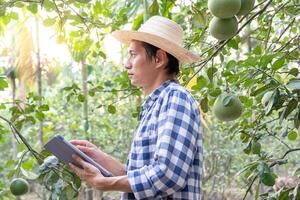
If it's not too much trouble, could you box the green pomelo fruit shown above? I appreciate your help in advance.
[209,17,238,41]
[237,0,255,15]
[213,94,243,121]
[208,0,241,19]
[10,178,29,196]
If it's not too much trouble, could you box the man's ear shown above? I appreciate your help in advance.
[155,50,168,69]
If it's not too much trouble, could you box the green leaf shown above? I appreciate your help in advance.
[227,39,238,50]
[207,67,217,82]
[72,174,81,189]
[43,0,55,12]
[253,45,262,55]
[200,97,208,113]
[251,141,261,154]
[260,172,276,186]
[279,99,298,123]
[250,82,278,96]
[98,51,107,59]
[45,171,59,185]
[60,185,77,199]
[196,76,207,88]
[257,162,270,175]
[272,58,285,70]
[27,3,38,14]
[265,92,276,115]
[9,12,19,20]
[260,54,276,69]
[240,132,250,143]
[192,12,207,28]
[0,78,8,91]
[277,188,290,200]
[0,103,6,110]
[289,68,299,77]
[132,13,144,30]
[287,79,300,91]
[39,104,49,111]
[107,105,116,114]
[149,0,159,16]
[209,88,222,97]
[20,167,38,180]
[43,18,56,27]
[243,142,251,155]
[236,161,258,176]
[35,111,45,121]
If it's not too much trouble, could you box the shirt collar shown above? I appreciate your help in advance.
[143,79,178,109]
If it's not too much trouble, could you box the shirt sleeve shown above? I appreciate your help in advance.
[127,90,200,199]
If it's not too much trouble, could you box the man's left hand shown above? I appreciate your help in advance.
[69,155,106,189]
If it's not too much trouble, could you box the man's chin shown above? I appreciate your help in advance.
[130,80,141,87]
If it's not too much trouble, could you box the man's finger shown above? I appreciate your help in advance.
[72,155,101,174]
[70,140,90,146]
[72,155,89,168]
[76,146,92,154]
[69,163,83,177]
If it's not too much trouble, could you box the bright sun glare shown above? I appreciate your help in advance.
[0,15,122,101]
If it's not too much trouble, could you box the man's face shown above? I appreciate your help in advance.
[124,40,158,88]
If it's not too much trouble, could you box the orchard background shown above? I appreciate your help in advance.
[0,0,299,199]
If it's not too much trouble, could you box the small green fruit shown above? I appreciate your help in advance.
[237,0,255,15]
[209,17,238,41]
[208,0,241,19]
[213,94,243,121]
[10,178,29,196]
[288,131,298,141]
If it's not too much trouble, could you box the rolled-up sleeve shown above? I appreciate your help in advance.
[127,90,199,199]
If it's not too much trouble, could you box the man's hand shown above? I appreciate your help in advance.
[70,139,126,176]
[69,155,106,189]
[70,140,106,164]
[69,155,132,192]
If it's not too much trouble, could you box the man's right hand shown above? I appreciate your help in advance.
[70,140,107,165]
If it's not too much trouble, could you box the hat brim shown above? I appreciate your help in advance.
[112,30,199,64]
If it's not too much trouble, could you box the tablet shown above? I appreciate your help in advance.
[44,135,113,177]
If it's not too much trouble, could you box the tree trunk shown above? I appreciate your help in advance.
[9,69,18,159]
[35,17,44,146]
[81,61,89,140]
[93,189,103,199]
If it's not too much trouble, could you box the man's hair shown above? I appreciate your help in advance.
[141,42,179,76]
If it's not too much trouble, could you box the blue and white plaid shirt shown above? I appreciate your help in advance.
[121,80,203,200]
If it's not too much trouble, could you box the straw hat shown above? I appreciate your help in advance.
[112,16,199,64]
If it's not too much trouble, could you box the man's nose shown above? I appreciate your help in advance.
[123,59,131,69]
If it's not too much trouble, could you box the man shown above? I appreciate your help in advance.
[69,16,203,199]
